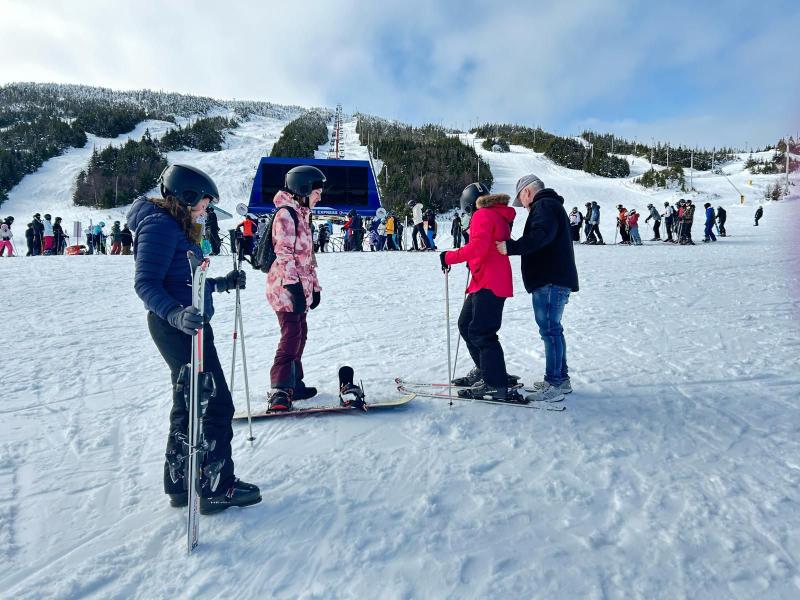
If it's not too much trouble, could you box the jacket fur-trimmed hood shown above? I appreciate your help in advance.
[476,193,510,208]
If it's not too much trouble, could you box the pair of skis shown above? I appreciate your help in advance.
[184,252,225,554]
[395,378,566,411]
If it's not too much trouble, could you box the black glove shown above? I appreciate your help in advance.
[213,269,246,293]
[285,282,306,313]
[310,290,321,310]
[439,251,451,273]
[166,306,203,335]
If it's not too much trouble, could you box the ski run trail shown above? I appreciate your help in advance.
[1,114,800,599]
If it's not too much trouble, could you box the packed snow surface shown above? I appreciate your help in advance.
[1,119,800,599]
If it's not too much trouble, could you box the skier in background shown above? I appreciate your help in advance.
[53,217,66,254]
[266,166,326,412]
[616,204,630,245]
[42,214,55,255]
[25,222,34,256]
[451,212,463,248]
[568,207,582,242]
[426,209,437,250]
[443,182,522,402]
[110,221,122,254]
[587,201,604,244]
[128,163,260,513]
[235,214,257,260]
[317,222,330,253]
[385,212,397,250]
[0,222,13,256]
[682,200,696,245]
[205,205,221,255]
[716,206,727,236]
[627,208,642,245]
[582,202,595,243]
[645,203,661,240]
[662,202,674,242]
[120,223,133,255]
[31,213,44,255]
[0,216,14,256]
[754,205,763,226]
[410,200,430,250]
[703,203,717,242]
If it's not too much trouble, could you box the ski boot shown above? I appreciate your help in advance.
[451,366,481,387]
[200,479,262,515]
[267,389,293,412]
[457,382,527,404]
[292,381,318,401]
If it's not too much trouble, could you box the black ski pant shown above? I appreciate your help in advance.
[664,219,673,241]
[718,220,726,236]
[412,223,430,250]
[209,229,221,255]
[570,225,581,242]
[652,221,661,239]
[588,224,603,243]
[457,289,508,388]
[147,312,235,497]
[462,231,470,244]
[452,232,462,248]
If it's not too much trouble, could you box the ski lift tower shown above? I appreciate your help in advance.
[327,104,344,160]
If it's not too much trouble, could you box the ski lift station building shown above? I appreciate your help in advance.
[247,157,383,217]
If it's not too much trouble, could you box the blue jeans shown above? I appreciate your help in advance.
[531,285,570,385]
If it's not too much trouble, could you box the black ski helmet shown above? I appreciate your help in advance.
[460,182,490,213]
[158,164,219,207]
[44,213,51,220]
[284,165,326,197]
[664,201,669,207]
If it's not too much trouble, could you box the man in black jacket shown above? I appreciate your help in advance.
[716,206,727,236]
[497,174,579,402]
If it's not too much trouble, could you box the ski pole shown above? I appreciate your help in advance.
[445,267,453,407]
[237,290,254,443]
[228,229,254,443]
[450,267,471,379]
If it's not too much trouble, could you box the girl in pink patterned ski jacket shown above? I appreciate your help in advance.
[266,165,327,412]
[266,190,321,313]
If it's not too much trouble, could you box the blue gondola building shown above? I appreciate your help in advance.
[247,157,382,217]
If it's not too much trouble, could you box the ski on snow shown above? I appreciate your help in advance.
[395,380,566,411]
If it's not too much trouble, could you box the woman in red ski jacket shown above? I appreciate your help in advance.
[439,185,522,402]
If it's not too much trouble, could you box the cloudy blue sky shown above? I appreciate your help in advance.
[2,0,798,148]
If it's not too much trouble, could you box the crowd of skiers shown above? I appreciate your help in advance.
[0,213,138,257]
[565,199,744,246]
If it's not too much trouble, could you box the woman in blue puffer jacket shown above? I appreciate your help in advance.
[128,164,260,514]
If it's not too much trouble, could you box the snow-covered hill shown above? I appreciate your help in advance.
[2,114,800,599]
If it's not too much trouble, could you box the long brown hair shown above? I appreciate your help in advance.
[150,195,200,242]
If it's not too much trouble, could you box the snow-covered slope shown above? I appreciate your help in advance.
[1,113,298,228]
[463,133,788,244]
[2,117,800,599]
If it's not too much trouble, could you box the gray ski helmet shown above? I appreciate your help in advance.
[460,182,490,213]
[158,164,219,207]
[284,165,326,197]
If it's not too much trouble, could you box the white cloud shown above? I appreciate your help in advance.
[1,0,796,147]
